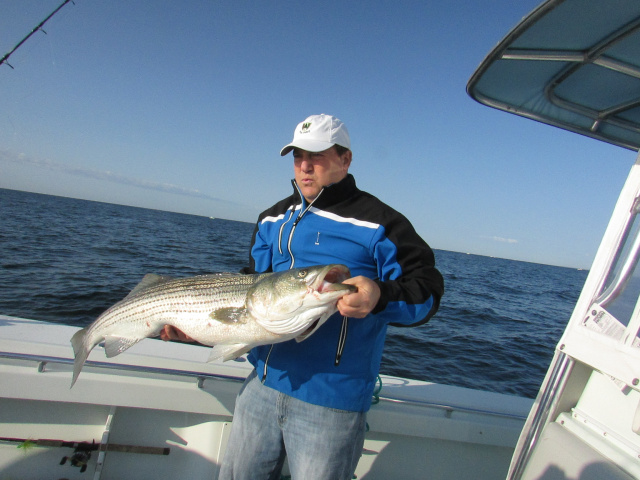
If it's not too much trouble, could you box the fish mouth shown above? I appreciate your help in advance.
[314,264,357,293]
[294,265,355,341]
[252,264,356,339]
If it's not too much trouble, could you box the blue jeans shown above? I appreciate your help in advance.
[219,370,366,480]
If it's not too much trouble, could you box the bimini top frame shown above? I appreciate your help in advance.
[467,0,640,151]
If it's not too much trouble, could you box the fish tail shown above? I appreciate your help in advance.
[70,327,91,388]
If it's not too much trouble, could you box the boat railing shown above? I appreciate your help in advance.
[0,350,528,421]
[0,350,246,387]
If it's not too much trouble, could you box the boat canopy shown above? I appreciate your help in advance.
[467,0,640,151]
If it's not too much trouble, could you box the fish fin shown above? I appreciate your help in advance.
[103,335,143,358]
[208,344,251,362]
[70,327,90,388]
[125,274,174,299]
[71,327,88,357]
[209,307,248,324]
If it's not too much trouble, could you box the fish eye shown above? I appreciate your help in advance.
[298,270,307,278]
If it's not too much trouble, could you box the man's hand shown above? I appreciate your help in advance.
[160,325,196,343]
[337,276,381,318]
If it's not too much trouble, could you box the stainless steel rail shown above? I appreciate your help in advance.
[379,396,528,421]
[0,350,528,421]
[0,351,246,385]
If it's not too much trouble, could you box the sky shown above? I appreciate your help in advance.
[1,1,637,270]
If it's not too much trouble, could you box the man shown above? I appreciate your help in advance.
[164,114,444,479]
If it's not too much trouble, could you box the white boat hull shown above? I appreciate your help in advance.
[0,315,531,479]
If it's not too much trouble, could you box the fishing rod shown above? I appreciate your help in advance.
[1,0,75,69]
[1,436,170,473]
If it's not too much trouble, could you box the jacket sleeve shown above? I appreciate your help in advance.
[240,218,274,275]
[371,213,444,327]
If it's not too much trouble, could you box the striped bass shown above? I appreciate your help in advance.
[70,264,355,387]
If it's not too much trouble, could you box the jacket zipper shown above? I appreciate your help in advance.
[286,186,323,269]
[277,208,296,256]
[263,185,324,382]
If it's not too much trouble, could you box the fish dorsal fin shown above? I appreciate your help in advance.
[103,335,144,357]
[208,344,251,362]
[126,274,174,299]
[209,307,248,324]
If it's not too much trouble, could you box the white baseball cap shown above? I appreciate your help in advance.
[280,114,350,156]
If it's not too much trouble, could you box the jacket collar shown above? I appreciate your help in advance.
[290,174,358,209]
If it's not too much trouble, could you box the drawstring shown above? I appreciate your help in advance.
[262,345,274,382]
[335,316,349,366]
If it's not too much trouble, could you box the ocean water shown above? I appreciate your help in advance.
[0,188,588,399]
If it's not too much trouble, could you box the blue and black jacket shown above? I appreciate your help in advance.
[244,174,444,412]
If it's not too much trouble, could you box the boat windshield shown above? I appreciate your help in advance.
[586,196,640,347]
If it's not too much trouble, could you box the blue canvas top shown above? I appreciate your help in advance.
[467,0,640,151]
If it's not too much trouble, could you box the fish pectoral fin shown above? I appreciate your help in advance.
[209,307,248,324]
[208,344,251,362]
[103,335,144,358]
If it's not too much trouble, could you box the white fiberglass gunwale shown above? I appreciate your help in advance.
[0,315,529,422]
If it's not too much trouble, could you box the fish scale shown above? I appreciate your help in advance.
[70,265,355,387]
[97,275,264,324]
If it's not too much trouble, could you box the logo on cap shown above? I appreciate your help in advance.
[301,122,312,133]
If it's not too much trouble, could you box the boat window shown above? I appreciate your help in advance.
[589,197,640,346]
